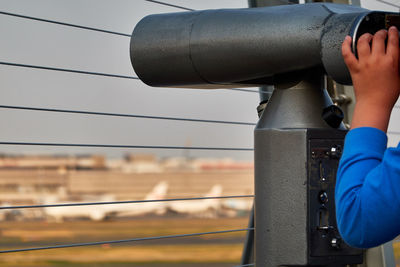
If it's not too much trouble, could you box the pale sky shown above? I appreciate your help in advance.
[0,0,398,159]
[0,0,256,160]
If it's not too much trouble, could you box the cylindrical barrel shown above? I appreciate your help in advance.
[131,3,398,88]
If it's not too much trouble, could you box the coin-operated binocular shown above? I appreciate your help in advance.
[130,3,400,266]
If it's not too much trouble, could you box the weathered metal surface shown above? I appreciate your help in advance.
[131,3,398,88]
[254,74,362,266]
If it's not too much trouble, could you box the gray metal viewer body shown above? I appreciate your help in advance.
[130,3,400,266]
[131,3,399,88]
[254,73,362,266]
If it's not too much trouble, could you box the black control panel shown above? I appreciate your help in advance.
[307,130,363,265]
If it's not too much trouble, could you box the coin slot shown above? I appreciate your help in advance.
[318,208,330,230]
[319,161,326,182]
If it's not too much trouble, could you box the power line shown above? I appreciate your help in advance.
[0,9,254,93]
[0,61,139,80]
[375,0,400,8]
[0,141,254,151]
[0,228,253,254]
[229,88,258,93]
[234,264,255,267]
[0,11,131,37]
[0,105,257,126]
[0,195,255,210]
[0,61,258,93]
[144,0,195,11]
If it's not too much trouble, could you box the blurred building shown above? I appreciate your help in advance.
[0,154,253,208]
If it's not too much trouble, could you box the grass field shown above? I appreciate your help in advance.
[0,216,248,266]
[3,216,399,266]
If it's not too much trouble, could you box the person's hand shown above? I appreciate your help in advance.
[342,26,400,132]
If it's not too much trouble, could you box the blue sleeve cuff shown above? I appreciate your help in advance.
[344,127,388,156]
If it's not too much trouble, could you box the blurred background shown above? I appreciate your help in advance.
[0,0,399,266]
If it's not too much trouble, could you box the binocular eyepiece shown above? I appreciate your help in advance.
[130,3,400,89]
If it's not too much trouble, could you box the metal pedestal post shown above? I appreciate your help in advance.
[254,72,362,266]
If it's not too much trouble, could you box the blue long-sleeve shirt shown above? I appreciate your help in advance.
[336,127,400,248]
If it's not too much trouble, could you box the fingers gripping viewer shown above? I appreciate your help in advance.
[335,26,400,249]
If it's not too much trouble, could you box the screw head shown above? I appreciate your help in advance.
[319,191,328,204]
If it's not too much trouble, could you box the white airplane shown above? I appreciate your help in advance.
[106,181,169,218]
[44,181,168,222]
[167,184,223,217]
[44,194,115,222]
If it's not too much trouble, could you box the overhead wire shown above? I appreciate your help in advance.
[0,61,139,80]
[0,1,257,263]
[0,7,259,93]
[0,228,254,254]
[229,88,259,93]
[0,61,258,93]
[0,195,255,210]
[0,1,255,258]
[0,105,257,126]
[144,0,195,11]
[0,141,253,151]
[8,0,400,262]
[0,10,131,37]
[0,7,259,94]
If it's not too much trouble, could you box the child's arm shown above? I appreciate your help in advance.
[342,27,400,132]
[335,26,400,249]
